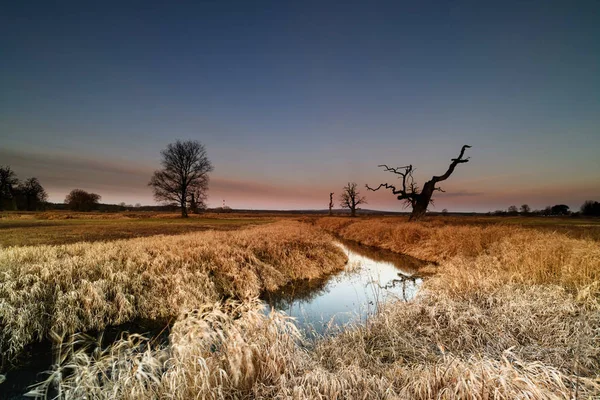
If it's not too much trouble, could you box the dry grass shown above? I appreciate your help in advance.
[12,217,600,398]
[31,286,600,399]
[0,221,346,364]
[26,301,304,399]
[0,214,269,248]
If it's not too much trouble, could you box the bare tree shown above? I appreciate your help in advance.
[340,182,367,217]
[581,200,600,216]
[65,189,101,211]
[148,140,213,218]
[189,186,208,214]
[367,145,471,221]
[329,192,334,216]
[0,166,19,210]
[520,204,531,214]
[16,177,48,210]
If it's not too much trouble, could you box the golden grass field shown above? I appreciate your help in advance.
[0,211,270,247]
[1,212,599,399]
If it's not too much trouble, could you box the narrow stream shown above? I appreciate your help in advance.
[2,241,426,398]
[263,240,425,335]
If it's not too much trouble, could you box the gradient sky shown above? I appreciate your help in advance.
[1,1,599,212]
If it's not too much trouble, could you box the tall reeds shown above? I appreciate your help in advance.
[0,221,346,363]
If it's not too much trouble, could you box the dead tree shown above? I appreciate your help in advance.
[329,192,334,215]
[340,182,367,217]
[366,145,471,221]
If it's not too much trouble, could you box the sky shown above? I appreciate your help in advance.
[1,1,599,212]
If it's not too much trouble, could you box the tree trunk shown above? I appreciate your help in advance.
[180,198,188,218]
[409,199,428,220]
[190,193,197,214]
[409,182,435,221]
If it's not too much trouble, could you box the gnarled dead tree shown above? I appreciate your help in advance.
[366,145,471,221]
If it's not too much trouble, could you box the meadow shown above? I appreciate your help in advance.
[0,211,270,247]
[0,212,599,398]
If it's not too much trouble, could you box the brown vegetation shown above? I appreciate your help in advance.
[0,213,270,247]
[5,216,600,398]
[0,221,346,363]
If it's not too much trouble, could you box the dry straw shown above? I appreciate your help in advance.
[0,221,346,363]
[6,217,600,398]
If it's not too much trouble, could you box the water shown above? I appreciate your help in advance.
[1,319,171,400]
[263,240,425,335]
[2,241,425,397]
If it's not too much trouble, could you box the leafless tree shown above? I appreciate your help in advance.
[329,192,334,216]
[340,182,367,217]
[0,166,19,210]
[366,145,471,221]
[189,186,208,214]
[65,189,101,211]
[520,204,531,214]
[16,177,48,210]
[148,140,213,218]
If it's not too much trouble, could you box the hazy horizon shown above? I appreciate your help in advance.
[2,1,599,213]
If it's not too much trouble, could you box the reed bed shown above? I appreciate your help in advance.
[11,217,600,398]
[0,221,346,364]
[31,284,600,399]
[316,217,600,288]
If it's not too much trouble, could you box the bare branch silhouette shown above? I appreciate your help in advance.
[367,145,471,220]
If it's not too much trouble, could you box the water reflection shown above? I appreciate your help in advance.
[263,240,425,335]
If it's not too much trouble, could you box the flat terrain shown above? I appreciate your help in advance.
[1,211,599,398]
[0,212,270,247]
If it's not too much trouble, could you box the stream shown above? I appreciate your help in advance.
[2,240,425,398]
[262,240,425,336]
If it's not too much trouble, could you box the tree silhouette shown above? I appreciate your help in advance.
[0,166,19,211]
[329,192,334,216]
[367,145,471,220]
[581,200,600,216]
[340,182,367,217]
[550,204,570,215]
[65,189,101,211]
[520,204,531,214]
[149,140,213,218]
[15,178,48,211]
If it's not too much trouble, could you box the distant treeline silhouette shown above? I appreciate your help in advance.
[490,202,600,217]
[0,166,48,211]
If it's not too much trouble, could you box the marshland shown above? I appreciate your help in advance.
[1,212,599,399]
[4,2,600,398]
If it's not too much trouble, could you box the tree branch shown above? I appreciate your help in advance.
[432,145,471,183]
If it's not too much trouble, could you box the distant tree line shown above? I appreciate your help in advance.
[580,200,600,216]
[489,201,600,217]
[0,166,48,211]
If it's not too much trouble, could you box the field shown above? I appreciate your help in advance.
[1,212,599,398]
[0,212,270,247]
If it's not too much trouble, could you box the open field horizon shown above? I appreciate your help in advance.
[3,1,600,398]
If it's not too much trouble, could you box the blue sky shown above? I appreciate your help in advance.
[1,1,599,211]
